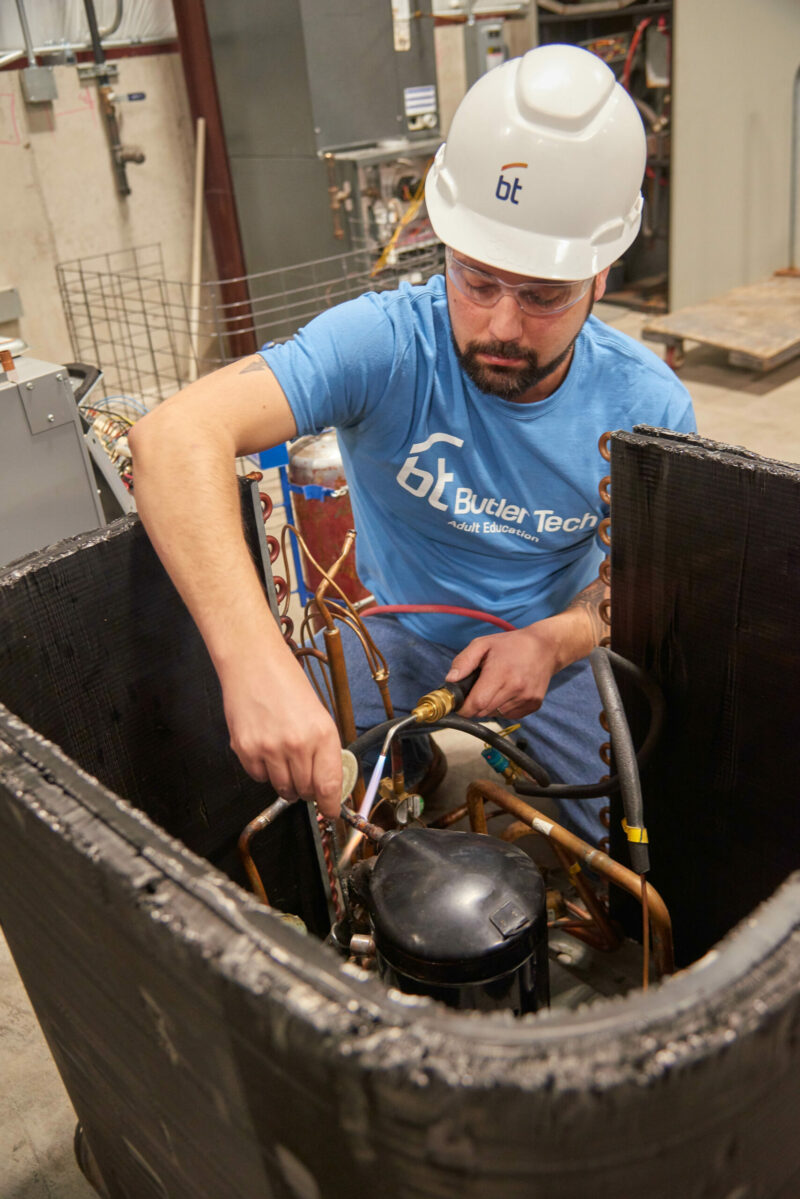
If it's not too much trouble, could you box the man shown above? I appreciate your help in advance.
[129,44,695,842]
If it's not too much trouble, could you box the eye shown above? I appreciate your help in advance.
[520,286,571,311]
[463,274,501,299]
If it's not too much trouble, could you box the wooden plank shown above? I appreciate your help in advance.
[642,276,800,371]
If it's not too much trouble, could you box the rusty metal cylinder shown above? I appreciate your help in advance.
[288,431,369,604]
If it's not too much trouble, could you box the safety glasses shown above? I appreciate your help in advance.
[446,248,593,317]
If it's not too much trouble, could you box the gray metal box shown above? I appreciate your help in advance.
[206,0,438,158]
[204,0,439,273]
[0,357,105,566]
[21,65,58,103]
[298,0,438,151]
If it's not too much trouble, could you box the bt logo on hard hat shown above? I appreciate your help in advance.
[495,162,527,206]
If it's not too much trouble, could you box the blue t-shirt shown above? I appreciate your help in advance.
[261,275,695,651]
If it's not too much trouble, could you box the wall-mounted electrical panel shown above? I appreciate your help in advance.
[465,20,509,87]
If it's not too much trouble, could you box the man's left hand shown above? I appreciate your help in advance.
[446,622,563,720]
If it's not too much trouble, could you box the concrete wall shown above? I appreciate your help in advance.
[671,0,800,309]
[0,52,198,369]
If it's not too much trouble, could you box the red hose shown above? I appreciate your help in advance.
[622,18,652,91]
[361,603,516,631]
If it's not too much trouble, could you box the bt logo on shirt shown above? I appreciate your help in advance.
[396,432,464,510]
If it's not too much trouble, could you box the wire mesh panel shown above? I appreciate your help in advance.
[57,243,444,404]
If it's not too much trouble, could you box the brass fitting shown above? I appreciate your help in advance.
[412,686,456,724]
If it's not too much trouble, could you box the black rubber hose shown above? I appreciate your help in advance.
[513,650,664,804]
[444,667,480,710]
[589,648,650,873]
[65,363,103,406]
[348,651,663,816]
[347,715,551,787]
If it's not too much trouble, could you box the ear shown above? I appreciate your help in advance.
[593,267,611,303]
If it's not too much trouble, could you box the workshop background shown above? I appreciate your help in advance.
[2,1,800,1196]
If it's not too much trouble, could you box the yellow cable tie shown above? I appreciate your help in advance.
[568,861,582,877]
[622,819,649,844]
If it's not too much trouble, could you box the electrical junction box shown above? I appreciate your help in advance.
[21,65,57,103]
[0,287,23,323]
[465,20,509,87]
[0,356,105,566]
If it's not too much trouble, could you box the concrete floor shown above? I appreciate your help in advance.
[3,302,800,1198]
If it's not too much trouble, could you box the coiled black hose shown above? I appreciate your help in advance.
[348,649,664,853]
[347,715,552,787]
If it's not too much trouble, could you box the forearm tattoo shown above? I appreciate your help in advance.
[239,357,270,375]
[566,576,609,646]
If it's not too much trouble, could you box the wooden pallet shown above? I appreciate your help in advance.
[642,274,800,371]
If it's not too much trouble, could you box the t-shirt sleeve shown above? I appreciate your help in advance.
[258,292,404,437]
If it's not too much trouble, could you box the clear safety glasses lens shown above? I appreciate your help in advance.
[446,250,592,317]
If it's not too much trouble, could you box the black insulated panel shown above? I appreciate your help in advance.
[609,427,800,966]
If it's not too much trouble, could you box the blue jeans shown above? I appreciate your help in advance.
[333,614,609,846]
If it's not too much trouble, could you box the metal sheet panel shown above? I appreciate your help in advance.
[230,155,357,277]
[204,0,317,159]
[299,0,404,149]
[300,0,439,150]
[0,358,104,566]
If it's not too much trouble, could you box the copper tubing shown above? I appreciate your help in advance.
[467,785,490,835]
[466,779,675,977]
[497,817,619,952]
[238,797,293,904]
[500,819,536,844]
[323,626,357,746]
[322,627,364,829]
[314,529,358,631]
[323,599,394,719]
[641,873,651,990]
[598,474,611,505]
[550,842,620,952]
[427,803,470,830]
[286,526,394,722]
[390,739,406,798]
[317,811,343,922]
[339,804,386,846]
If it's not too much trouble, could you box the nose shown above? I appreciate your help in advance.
[487,293,525,343]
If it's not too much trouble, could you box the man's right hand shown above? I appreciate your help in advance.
[221,659,344,819]
[129,353,346,820]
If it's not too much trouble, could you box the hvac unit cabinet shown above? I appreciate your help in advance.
[203,0,440,275]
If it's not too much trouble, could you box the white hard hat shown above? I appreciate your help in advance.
[425,43,647,281]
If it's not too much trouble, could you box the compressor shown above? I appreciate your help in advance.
[350,825,549,1015]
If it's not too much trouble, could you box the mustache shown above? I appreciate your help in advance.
[466,340,537,367]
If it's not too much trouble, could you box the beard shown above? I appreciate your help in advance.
[452,333,577,400]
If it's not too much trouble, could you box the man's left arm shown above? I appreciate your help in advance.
[447,575,608,720]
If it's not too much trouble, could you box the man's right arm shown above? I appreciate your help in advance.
[128,355,344,816]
